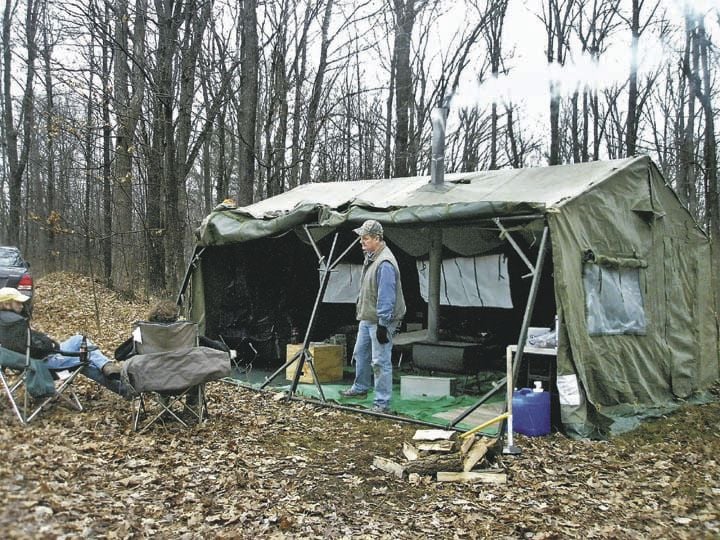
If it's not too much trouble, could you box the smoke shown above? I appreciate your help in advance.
[449,36,675,112]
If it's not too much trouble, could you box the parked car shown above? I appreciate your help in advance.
[0,246,34,310]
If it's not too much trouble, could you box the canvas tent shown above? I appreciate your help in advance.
[183,155,718,438]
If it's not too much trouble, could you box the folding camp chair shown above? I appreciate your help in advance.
[121,321,231,432]
[0,321,86,425]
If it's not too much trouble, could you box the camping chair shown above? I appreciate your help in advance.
[121,321,231,432]
[0,321,86,425]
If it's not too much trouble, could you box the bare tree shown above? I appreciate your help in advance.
[623,0,662,157]
[540,0,577,165]
[392,0,425,177]
[574,0,620,162]
[3,0,40,245]
[299,0,334,185]
[237,0,259,205]
[112,0,147,290]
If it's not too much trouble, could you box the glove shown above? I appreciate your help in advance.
[376,325,389,344]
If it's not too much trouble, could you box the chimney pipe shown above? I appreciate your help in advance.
[430,105,449,186]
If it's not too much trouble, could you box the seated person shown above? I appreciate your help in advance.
[114,299,228,407]
[114,299,228,360]
[0,287,128,398]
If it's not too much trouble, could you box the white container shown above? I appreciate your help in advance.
[400,375,456,399]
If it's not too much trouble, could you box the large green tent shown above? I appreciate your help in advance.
[184,155,718,438]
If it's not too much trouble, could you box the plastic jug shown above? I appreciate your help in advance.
[512,386,551,436]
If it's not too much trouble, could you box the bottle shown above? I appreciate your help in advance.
[79,335,89,364]
[533,381,543,392]
[290,327,299,345]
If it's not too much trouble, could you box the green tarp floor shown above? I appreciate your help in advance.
[225,367,507,436]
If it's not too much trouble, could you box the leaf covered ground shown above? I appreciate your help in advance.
[1,272,718,539]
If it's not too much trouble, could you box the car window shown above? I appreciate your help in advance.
[0,249,23,266]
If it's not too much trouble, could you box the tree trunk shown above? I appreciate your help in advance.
[677,14,697,213]
[392,0,416,178]
[626,0,639,157]
[237,0,259,204]
[3,0,39,245]
[101,0,113,287]
[299,0,334,185]
[41,7,56,267]
[112,0,147,291]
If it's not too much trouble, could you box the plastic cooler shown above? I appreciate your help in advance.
[512,387,551,436]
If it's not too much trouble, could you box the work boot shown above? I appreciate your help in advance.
[340,387,368,398]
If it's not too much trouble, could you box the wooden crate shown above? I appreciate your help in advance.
[285,343,344,383]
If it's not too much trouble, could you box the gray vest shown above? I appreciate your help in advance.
[356,245,406,323]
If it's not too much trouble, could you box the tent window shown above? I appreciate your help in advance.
[583,263,646,336]
[417,254,513,308]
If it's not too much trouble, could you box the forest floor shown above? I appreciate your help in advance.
[0,272,718,539]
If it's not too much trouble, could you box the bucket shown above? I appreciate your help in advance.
[512,387,551,436]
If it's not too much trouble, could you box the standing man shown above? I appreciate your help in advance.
[341,220,406,413]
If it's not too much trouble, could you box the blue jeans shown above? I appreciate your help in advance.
[46,335,128,397]
[350,320,397,409]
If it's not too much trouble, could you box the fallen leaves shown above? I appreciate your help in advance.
[0,272,717,538]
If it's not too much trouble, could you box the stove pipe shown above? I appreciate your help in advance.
[430,105,449,186]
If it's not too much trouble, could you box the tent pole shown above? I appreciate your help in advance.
[260,233,359,400]
[442,225,550,443]
[503,224,550,454]
[427,228,443,343]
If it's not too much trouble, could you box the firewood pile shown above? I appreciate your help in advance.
[372,429,507,484]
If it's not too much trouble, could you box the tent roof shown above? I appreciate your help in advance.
[196,156,645,245]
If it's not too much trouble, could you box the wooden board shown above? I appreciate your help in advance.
[436,470,507,484]
[412,429,457,441]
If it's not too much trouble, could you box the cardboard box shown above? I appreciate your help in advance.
[285,343,344,383]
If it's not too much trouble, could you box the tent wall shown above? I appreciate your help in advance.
[549,156,719,437]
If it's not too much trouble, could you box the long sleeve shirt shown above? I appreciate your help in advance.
[376,261,397,327]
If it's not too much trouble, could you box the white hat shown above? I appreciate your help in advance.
[0,287,30,303]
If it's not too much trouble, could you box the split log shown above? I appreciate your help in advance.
[405,453,463,475]
[412,429,457,441]
[459,435,476,455]
[463,439,490,472]
[373,456,406,478]
[436,470,507,484]
[417,440,456,453]
[402,442,419,461]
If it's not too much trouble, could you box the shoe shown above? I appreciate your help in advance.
[101,362,123,378]
[370,405,390,414]
[340,388,368,398]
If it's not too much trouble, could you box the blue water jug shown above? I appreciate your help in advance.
[512,387,551,436]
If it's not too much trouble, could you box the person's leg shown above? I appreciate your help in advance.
[45,335,84,370]
[348,321,372,393]
[371,322,396,411]
[55,335,129,398]
[81,364,130,398]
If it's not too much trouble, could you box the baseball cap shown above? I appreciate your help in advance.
[0,287,30,303]
[353,219,383,237]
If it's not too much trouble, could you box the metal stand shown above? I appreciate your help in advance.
[260,228,358,401]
